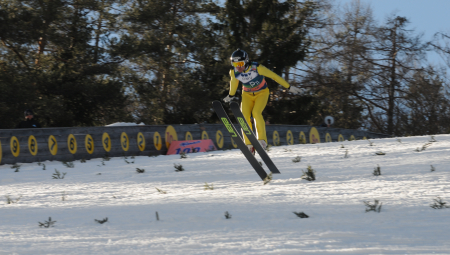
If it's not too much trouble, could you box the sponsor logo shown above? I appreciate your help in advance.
[236,70,258,83]
[180,141,201,147]
[237,117,251,135]
[221,118,238,137]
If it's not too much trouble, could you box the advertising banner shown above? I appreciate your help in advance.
[167,139,217,155]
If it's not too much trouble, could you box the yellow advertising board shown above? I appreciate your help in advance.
[154,132,162,150]
[67,134,77,154]
[216,130,224,149]
[309,127,320,144]
[121,132,129,151]
[28,135,38,156]
[85,134,94,154]
[137,132,146,151]
[185,131,193,141]
[102,133,111,152]
[165,125,178,149]
[286,130,294,145]
[325,133,332,142]
[48,135,58,155]
[273,131,280,146]
[299,131,306,144]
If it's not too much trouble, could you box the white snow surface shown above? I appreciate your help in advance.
[1,135,450,254]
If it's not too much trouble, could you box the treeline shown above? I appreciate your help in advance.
[1,0,450,136]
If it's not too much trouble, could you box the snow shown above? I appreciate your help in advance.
[1,135,450,254]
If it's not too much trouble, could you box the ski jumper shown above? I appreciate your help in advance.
[228,62,290,145]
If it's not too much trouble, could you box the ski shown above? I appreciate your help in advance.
[213,100,268,181]
[230,101,281,174]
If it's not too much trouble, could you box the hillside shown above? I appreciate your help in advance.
[1,135,450,254]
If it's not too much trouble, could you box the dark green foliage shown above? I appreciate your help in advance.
[204,182,214,190]
[430,197,449,209]
[5,195,22,204]
[39,217,56,228]
[301,165,315,181]
[52,169,66,179]
[0,0,447,136]
[415,142,432,152]
[263,172,273,185]
[62,161,74,168]
[293,211,309,218]
[95,217,108,224]
[103,153,111,161]
[217,0,322,125]
[118,0,227,125]
[306,71,365,129]
[373,165,381,176]
[364,200,382,213]
[0,0,131,128]
[430,165,436,172]
[292,156,301,163]
[343,150,349,158]
[174,163,184,172]
[220,0,318,72]
[156,188,167,194]
[400,68,450,136]
[11,163,21,172]
[265,96,319,125]
[124,156,134,164]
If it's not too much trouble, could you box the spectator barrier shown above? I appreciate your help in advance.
[0,124,388,165]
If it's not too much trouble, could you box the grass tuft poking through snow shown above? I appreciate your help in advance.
[301,165,316,181]
[364,199,382,213]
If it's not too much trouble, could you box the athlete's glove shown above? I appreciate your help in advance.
[223,95,235,103]
[288,86,303,95]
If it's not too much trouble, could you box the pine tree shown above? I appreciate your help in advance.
[0,0,131,128]
[117,0,226,125]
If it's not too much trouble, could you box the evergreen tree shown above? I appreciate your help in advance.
[217,0,321,124]
[0,0,130,128]
[401,67,450,135]
[117,0,227,125]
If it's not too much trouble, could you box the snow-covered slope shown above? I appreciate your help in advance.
[1,135,450,254]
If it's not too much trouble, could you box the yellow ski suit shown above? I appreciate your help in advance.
[228,62,290,145]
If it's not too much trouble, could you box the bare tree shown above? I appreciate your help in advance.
[363,15,427,135]
[297,0,374,128]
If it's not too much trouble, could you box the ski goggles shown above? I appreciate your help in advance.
[232,61,245,67]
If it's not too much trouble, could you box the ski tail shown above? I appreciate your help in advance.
[212,101,268,181]
[230,101,281,174]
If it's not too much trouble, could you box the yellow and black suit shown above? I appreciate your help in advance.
[228,62,290,145]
